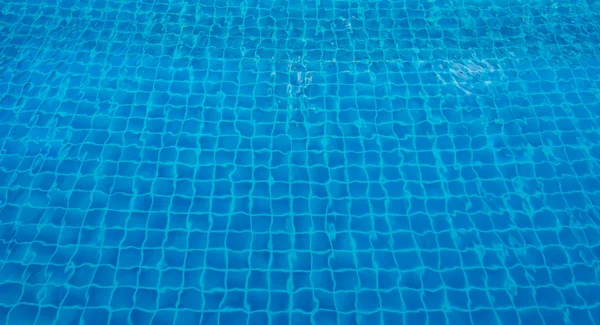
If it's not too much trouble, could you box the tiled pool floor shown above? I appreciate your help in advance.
[1,0,600,324]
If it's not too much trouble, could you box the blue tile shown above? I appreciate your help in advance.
[2,0,600,324]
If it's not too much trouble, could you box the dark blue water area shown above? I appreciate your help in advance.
[0,0,600,324]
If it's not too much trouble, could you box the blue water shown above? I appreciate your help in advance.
[1,0,600,324]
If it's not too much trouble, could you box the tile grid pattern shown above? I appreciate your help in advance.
[1,0,600,324]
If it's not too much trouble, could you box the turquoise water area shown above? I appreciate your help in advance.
[0,0,600,324]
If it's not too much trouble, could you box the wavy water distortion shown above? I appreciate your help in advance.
[0,0,600,324]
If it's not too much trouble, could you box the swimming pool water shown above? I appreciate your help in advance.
[1,0,600,324]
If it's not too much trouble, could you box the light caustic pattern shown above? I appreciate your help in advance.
[0,0,600,324]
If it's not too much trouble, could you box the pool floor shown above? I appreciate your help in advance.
[1,0,600,324]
